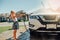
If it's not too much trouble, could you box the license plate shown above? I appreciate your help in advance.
[46,24,56,29]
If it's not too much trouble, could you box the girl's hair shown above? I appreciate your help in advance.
[10,10,16,15]
[11,10,15,14]
[10,10,16,18]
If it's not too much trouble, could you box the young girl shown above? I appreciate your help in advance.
[10,11,19,40]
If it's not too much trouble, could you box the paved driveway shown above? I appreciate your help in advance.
[0,22,29,27]
[0,22,30,40]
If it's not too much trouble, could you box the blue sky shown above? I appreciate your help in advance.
[0,0,43,13]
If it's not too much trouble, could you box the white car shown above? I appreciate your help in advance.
[29,14,60,32]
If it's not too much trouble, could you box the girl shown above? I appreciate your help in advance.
[10,11,19,40]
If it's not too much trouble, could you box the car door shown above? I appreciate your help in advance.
[29,15,45,30]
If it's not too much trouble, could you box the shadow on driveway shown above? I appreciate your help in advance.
[6,29,30,40]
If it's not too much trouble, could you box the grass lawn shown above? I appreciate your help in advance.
[0,26,11,34]
[0,26,24,34]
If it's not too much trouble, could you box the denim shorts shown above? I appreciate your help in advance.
[12,21,19,30]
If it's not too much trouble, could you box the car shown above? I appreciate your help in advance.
[29,13,60,34]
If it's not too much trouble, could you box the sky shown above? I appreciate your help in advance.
[0,0,41,13]
[47,0,60,10]
[0,0,60,13]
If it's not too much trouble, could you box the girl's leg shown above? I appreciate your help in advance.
[13,29,17,40]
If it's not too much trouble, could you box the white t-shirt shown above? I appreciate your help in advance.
[13,17,18,22]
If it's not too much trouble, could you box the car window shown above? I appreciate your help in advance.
[30,16,37,19]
